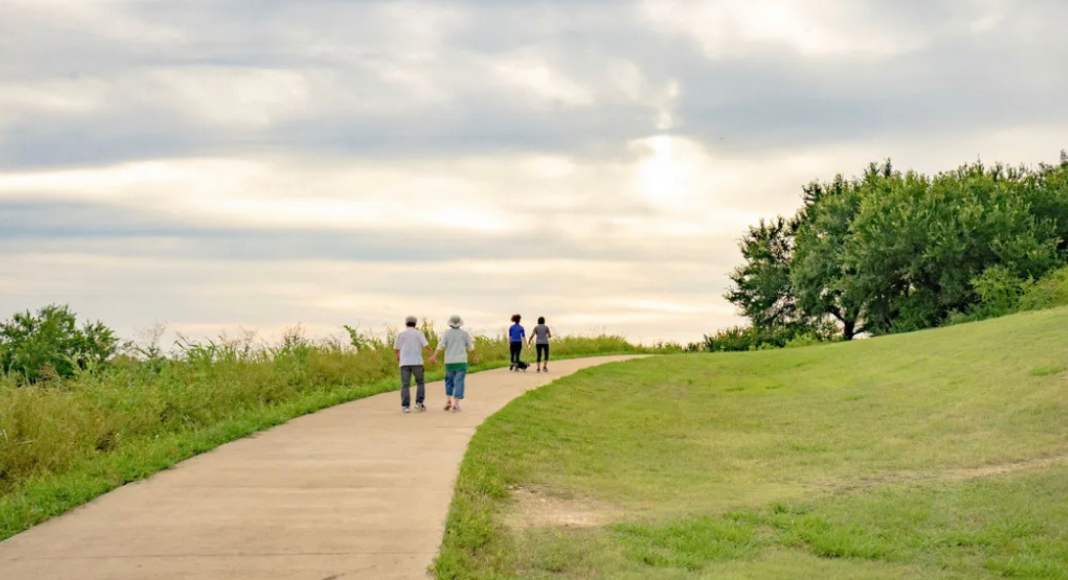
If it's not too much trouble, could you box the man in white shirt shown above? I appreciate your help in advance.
[394,316,431,413]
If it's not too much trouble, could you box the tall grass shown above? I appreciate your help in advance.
[0,325,672,540]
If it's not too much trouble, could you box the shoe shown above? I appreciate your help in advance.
[416,403,426,412]
[402,407,411,414]
[452,405,461,413]
[536,368,541,373]
[444,401,452,411]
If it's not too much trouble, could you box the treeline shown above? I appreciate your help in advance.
[717,152,1068,349]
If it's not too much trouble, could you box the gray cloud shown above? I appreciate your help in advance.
[4,0,1065,169]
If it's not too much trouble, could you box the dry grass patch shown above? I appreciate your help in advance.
[504,485,622,530]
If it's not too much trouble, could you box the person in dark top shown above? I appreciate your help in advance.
[529,316,552,373]
[508,314,525,371]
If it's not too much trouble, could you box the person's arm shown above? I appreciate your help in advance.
[422,334,432,363]
[430,336,443,365]
[394,349,401,363]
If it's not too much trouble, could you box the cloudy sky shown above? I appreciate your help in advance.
[2,0,1066,345]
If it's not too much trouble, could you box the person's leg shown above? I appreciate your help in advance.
[454,369,466,402]
[510,342,521,367]
[537,344,548,370]
[444,370,455,409]
[414,365,426,407]
[400,366,412,409]
[542,344,550,370]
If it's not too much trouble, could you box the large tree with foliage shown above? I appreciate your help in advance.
[848,162,1059,332]
[725,217,800,329]
[724,153,1068,344]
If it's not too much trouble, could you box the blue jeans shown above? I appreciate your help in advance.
[445,369,467,400]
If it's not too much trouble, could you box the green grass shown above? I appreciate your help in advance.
[435,307,1068,579]
[0,330,670,541]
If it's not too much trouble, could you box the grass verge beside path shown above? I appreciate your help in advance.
[436,308,1068,579]
[0,333,664,542]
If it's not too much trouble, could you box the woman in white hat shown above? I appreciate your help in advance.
[430,315,479,412]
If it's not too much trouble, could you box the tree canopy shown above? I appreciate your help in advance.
[725,153,1068,341]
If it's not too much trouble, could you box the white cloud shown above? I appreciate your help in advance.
[640,0,924,58]
[0,253,736,344]
[148,67,312,129]
[0,78,111,116]
[492,52,597,108]
[7,0,186,45]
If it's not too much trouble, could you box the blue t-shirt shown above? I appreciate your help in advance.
[509,323,525,343]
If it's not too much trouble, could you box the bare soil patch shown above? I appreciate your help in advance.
[503,485,622,530]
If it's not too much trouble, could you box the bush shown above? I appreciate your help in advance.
[1019,266,1068,311]
[702,325,797,352]
[784,333,827,349]
[971,266,1034,318]
[0,305,118,383]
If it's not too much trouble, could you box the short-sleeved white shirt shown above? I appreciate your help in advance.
[394,328,429,367]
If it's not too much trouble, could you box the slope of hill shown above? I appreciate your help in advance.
[437,308,1068,579]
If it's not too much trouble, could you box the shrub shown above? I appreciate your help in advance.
[703,325,796,352]
[0,305,118,383]
[970,266,1034,318]
[1019,266,1068,311]
[784,333,827,349]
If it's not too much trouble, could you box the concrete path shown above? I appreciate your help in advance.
[0,356,638,580]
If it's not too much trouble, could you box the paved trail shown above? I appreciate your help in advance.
[0,356,639,580]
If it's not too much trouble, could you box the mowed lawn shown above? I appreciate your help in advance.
[435,308,1068,579]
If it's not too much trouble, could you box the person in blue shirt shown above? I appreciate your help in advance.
[508,314,526,371]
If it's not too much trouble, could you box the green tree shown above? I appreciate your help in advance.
[726,153,1068,342]
[0,305,118,383]
[1021,151,1068,253]
[790,172,878,340]
[848,162,1058,332]
[725,217,800,329]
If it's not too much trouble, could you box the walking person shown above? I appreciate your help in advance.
[394,316,431,413]
[508,314,525,371]
[430,315,479,413]
[528,316,552,373]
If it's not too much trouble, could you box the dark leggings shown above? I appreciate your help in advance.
[510,341,523,365]
[536,344,549,363]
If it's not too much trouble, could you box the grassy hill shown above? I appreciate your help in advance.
[436,308,1068,579]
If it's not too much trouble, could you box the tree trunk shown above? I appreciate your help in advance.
[842,319,856,341]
